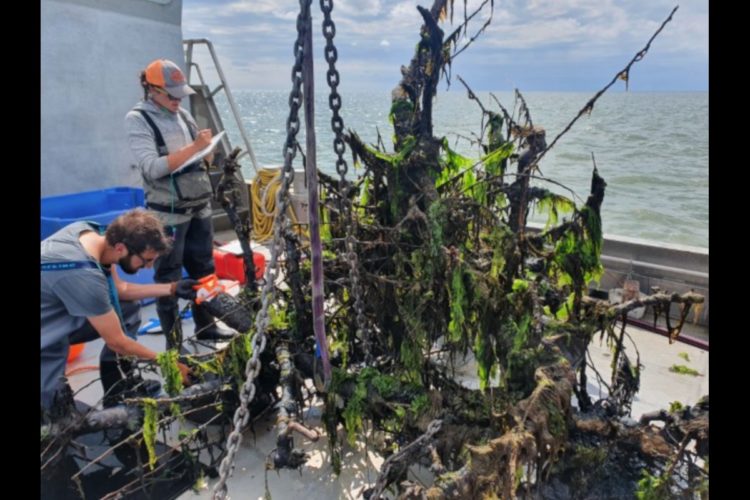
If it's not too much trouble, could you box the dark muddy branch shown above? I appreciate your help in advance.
[532,6,679,169]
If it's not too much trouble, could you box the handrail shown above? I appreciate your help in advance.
[183,38,259,173]
[184,60,233,160]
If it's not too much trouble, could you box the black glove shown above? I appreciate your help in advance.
[174,279,199,300]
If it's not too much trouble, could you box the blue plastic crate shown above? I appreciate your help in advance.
[41,187,145,240]
[42,186,189,305]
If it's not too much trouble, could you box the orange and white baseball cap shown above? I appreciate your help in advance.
[144,59,195,99]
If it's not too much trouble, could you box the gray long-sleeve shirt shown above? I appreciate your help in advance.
[125,99,212,225]
[125,100,196,180]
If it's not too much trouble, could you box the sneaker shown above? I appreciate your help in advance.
[195,324,235,341]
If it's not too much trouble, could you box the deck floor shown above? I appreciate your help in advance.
[63,236,708,499]
[66,314,707,499]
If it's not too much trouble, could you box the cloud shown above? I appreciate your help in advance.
[221,1,293,16]
[182,0,707,91]
[334,0,384,18]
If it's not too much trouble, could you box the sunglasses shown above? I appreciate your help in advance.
[151,85,182,102]
[125,244,157,266]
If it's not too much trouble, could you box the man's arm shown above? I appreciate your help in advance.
[112,266,174,302]
[88,310,190,383]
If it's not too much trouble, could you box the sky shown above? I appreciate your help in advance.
[182,0,708,92]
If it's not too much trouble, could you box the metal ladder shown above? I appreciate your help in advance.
[183,38,259,175]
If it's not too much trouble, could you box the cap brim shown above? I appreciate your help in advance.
[165,84,196,99]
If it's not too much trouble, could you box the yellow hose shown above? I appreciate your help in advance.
[251,168,304,242]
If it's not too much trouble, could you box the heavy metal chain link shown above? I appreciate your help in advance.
[319,0,371,363]
[212,1,311,498]
[368,419,443,498]
[320,0,346,178]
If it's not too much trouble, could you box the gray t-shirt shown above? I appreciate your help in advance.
[40,221,112,408]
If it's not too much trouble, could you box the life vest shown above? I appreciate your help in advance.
[137,109,213,212]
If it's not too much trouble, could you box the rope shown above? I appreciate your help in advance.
[251,168,303,242]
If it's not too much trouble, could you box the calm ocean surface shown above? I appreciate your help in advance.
[215,91,707,249]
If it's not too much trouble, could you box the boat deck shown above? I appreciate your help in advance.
[65,270,708,498]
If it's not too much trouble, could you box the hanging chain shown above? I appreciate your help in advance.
[212,1,310,498]
[320,0,371,363]
[368,419,443,498]
[320,0,346,178]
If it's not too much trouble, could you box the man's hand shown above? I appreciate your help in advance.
[177,362,192,386]
[174,279,200,300]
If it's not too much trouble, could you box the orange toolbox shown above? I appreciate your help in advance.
[213,248,265,284]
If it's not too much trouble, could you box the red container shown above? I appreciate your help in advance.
[67,343,84,363]
[213,249,266,284]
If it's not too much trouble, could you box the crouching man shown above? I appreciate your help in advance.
[41,209,197,417]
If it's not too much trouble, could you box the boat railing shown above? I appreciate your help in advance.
[528,223,709,329]
[183,38,259,174]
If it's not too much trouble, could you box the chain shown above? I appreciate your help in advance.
[320,0,346,178]
[319,0,371,363]
[368,419,443,498]
[211,1,311,498]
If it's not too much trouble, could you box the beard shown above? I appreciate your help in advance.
[118,255,139,275]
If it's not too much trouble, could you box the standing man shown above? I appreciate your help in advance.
[125,58,234,348]
[41,209,196,414]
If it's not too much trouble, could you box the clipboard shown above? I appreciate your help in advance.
[174,131,226,172]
